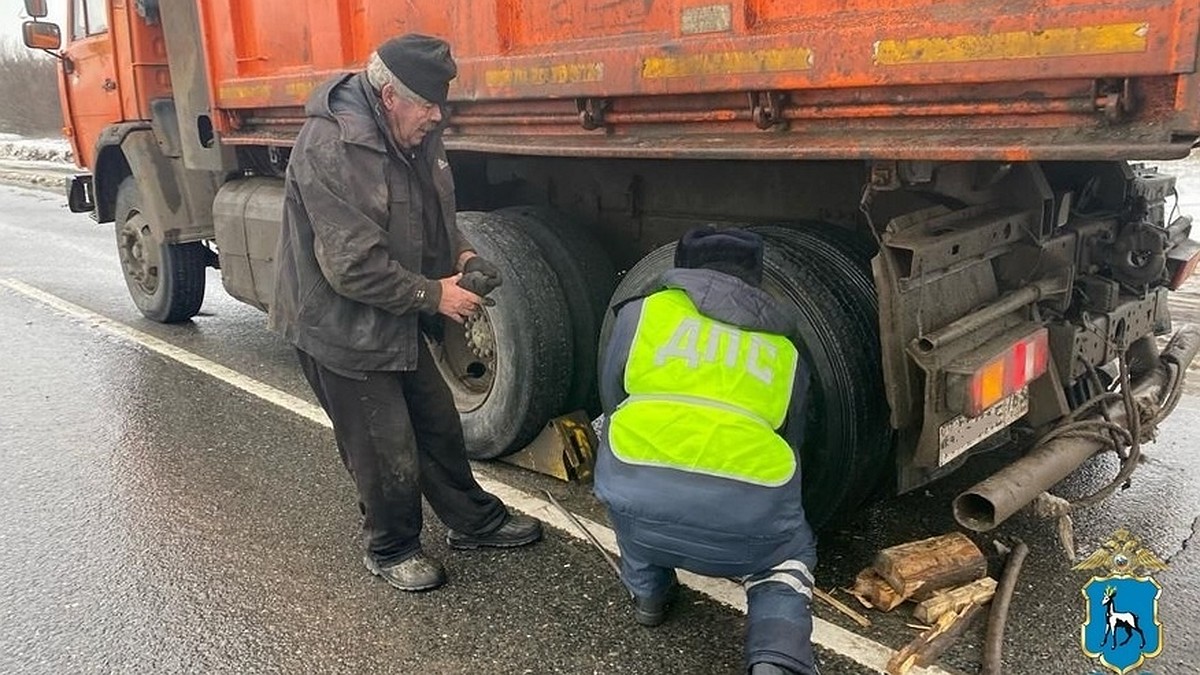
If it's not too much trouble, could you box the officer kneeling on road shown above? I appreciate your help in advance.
[595,227,819,675]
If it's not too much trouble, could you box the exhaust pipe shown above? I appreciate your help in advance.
[954,325,1200,532]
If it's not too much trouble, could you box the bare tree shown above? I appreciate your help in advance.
[0,38,64,137]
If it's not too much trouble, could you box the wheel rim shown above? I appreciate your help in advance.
[430,309,497,412]
[118,209,161,296]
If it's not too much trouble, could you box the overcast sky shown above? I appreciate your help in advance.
[1,0,67,45]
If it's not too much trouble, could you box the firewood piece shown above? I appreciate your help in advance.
[874,532,987,601]
[850,567,906,612]
[913,576,998,624]
[813,587,871,628]
[914,602,985,667]
[885,602,983,675]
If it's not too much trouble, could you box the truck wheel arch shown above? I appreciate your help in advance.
[90,124,143,224]
[90,123,222,246]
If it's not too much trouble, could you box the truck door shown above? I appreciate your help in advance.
[61,0,120,168]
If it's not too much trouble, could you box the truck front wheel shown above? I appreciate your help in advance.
[114,177,207,323]
[437,212,573,458]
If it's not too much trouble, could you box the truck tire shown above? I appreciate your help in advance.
[598,238,890,529]
[493,206,616,414]
[753,224,878,315]
[756,226,894,503]
[114,177,207,323]
[439,212,573,459]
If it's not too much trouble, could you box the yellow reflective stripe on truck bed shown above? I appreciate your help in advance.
[874,22,1149,65]
[485,62,605,87]
[641,47,813,79]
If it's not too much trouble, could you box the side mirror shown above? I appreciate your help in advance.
[24,0,49,19]
[22,21,61,52]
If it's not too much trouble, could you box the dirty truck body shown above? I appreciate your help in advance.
[35,0,1200,529]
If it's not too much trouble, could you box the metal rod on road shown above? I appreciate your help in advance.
[543,489,622,578]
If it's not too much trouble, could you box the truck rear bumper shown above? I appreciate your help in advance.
[953,324,1200,531]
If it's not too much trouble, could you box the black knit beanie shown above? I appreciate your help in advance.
[674,226,765,287]
[377,34,457,104]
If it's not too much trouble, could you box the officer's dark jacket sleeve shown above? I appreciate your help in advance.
[599,297,644,414]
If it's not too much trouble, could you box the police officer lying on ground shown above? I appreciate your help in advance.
[270,34,542,592]
[595,227,819,675]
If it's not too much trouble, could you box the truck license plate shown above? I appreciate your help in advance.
[938,387,1029,466]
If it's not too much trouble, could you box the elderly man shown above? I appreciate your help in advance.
[269,34,541,592]
[595,227,819,675]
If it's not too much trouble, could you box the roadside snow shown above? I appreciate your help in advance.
[0,133,74,165]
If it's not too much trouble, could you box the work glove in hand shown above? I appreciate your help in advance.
[457,270,498,306]
[463,256,502,291]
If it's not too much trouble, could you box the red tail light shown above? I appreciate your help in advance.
[964,328,1049,417]
[1169,242,1200,291]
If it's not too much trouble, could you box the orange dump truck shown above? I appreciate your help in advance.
[21,0,1200,528]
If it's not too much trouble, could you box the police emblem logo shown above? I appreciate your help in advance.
[1074,529,1167,674]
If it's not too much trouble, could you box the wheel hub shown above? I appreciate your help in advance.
[118,211,160,295]
[429,308,497,412]
[464,313,496,360]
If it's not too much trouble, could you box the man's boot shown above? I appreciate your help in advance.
[447,513,543,549]
[632,580,678,627]
[363,552,446,592]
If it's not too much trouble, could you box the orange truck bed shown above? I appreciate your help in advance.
[197,0,1200,160]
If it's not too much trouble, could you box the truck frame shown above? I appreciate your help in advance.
[21,0,1200,529]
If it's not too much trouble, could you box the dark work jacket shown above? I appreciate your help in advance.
[268,72,470,371]
[594,268,817,574]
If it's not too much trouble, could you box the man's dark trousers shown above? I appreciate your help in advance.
[297,340,507,565]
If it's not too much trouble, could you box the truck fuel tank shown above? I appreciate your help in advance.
[212,177,285,311]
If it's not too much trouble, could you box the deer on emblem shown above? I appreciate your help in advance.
[1101,586,1146,649]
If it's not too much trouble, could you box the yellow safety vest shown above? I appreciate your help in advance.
[608,289,799,487]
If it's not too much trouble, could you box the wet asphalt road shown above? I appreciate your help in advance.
[0,179,1198,674]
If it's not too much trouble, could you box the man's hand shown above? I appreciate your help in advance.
[457,271,498,307]
[463,256,502,292]
[438,274,483,323]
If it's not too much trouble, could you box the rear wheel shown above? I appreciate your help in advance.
[114,177,207,323]
[599,232,891,529]
[493,206,616,414]
[436,212,573,458]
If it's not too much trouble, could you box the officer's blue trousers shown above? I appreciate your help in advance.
[613,520,818,675]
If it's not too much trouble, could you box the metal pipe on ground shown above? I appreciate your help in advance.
[982,538,1030,675]
[953,324,1200,531]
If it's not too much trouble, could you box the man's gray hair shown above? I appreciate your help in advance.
[366,51,423,102]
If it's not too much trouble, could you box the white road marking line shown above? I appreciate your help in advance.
[0,277,949,675]
[0,278,331,428]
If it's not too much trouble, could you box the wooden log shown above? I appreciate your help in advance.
[886,602,984,675]
[913,576,998,624]
[873,532,987,601]
[849,567,906,612]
